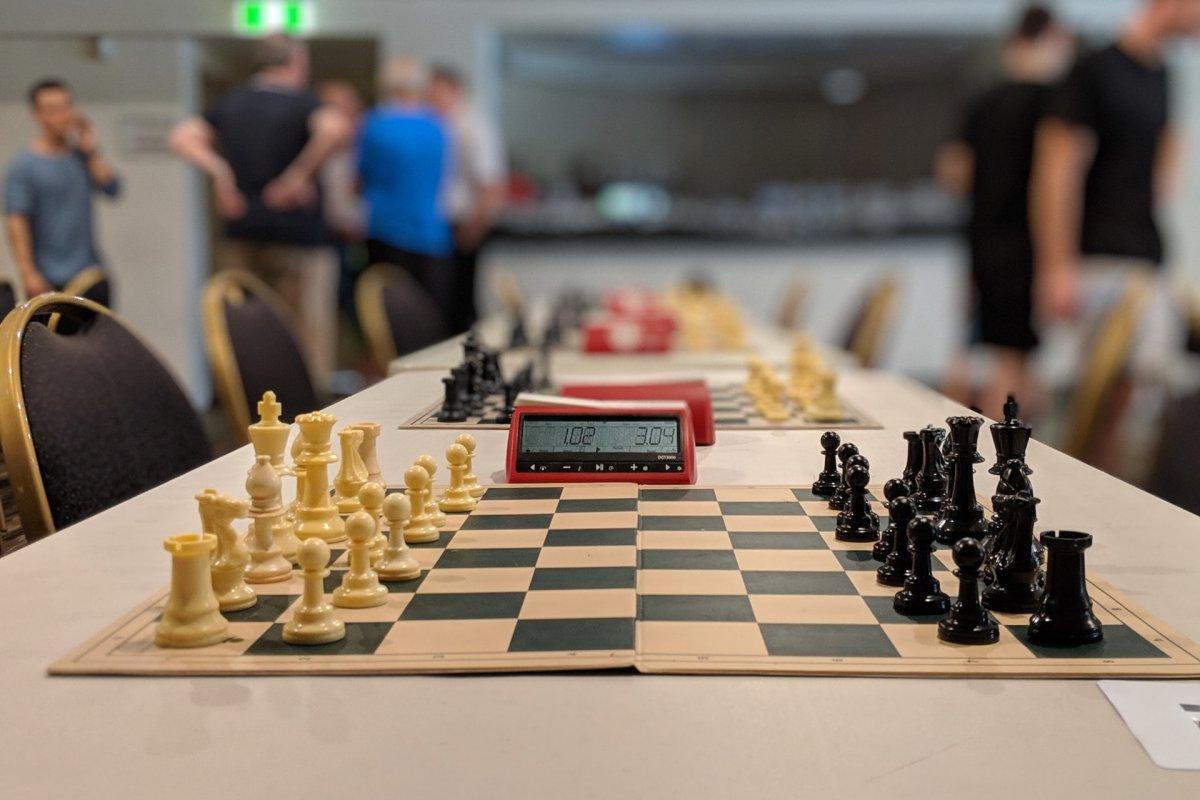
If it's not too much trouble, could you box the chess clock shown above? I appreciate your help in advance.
[505,400,696,484]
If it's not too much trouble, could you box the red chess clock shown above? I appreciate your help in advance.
[559,379,716,446]
[505,399,696,485]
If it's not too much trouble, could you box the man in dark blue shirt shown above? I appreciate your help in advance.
[358,55,454,320]
[4,79,121,299]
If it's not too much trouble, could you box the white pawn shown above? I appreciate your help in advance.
[438,443,478,512]
[455,433,484,499]
[333,511,388,608]
[359,481,387,565]
[283,539,346,645]
[414,453,448,528]
[403,465,440,543]
[376,494,421,582]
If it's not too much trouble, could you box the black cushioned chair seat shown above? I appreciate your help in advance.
[21,314,210,530]
[384,271,447,357]
[80,278,112,308]
[225,292,319,422]
[0,282,15,319]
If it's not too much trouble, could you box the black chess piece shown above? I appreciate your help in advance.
[828,442,860,510]
[981,491,1044,613]
[874,479,910,561]
[1026,530,1103,646]
[913,426,948,515]
[480,349,503,395]
[937,537,1000,644]
[876,496,916,587]
[893,516,951,616]
[508,310,529,349]
[811,431,841,498]
[496,382,520,424]
[835,465,879,542]
[900,430,922,494]
[934,416,986,546]
[990,396,1033,498]
[536,338,553,391]
[436,375,468,423]
[995,456,1033,498]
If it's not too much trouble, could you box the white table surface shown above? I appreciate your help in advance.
[3,352,1200,798]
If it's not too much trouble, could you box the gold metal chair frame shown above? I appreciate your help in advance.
[355,262,400,373]
[0,294,147,538]
[201,269,315,445]
[61,266,107,301]
[848,274,899,368]
[1061,275,1154,460]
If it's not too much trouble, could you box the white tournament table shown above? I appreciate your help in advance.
[2,342,1199,798]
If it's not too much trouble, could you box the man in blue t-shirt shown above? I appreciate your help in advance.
[358,56,454,318]
[4,78,121,299]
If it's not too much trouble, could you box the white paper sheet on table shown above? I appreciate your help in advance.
[1100,680,1200,769]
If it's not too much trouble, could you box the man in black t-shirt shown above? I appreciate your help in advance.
[170,35,350,387]
[1031,0,1200,384]
[937,6,1074,417]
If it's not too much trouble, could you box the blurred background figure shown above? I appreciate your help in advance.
[169,34,350,387]
[937,5,1074,418]
[315,80,367,331]
[1032,0,1200,387]
[4,79,120,300]
[427,64,508,334]
[359,55,453,319]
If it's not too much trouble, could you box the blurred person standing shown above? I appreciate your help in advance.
[316,80,367,316]
[427,64,507,333]
[937,6,1074,417]
[358,56,454,319]
[169,34,350,386]
[1031,0,1200,387]
[4,79,121,300]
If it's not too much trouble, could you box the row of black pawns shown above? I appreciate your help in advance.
[812,398,1104,648]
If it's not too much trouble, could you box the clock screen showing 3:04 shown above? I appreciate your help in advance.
[520,419,679,454]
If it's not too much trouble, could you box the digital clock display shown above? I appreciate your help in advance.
[520,418,680,454]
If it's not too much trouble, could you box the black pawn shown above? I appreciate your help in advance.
[874,479,910,561]
[1027,531,1103,647]
[876,496,916,587]
[811,431,841,498]
[496,382,520,425]
[828,442,859,510]
[893,516,950,616]
[509,311,529,349]
[913,426,948,515]
[900,430,922,494]
[436,375,467,422]
[835,465,879,542]
[982,491,1044,613]
[937,537,1000,644]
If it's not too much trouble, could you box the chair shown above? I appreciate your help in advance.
[61,266,112,308]
[202,270,321,444]
[0,279,16,319]
[355,263,449,372]
[1147,386,1200,515]
[841,274,899,368]
[1060,275,1153,461]
[0,294,210,538]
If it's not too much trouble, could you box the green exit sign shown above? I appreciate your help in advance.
[233,2,315,35]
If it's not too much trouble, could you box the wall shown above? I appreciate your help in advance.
[0,37,208,404]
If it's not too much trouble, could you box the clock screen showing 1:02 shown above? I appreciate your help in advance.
[520,418,679,454]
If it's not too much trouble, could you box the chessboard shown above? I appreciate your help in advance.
[52,484,1200,678]
[399,382,882,432]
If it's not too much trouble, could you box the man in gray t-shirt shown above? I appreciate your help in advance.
[4,78,120,298]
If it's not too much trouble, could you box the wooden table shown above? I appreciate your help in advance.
[2,346,1199,797]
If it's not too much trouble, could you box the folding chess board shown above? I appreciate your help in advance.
[52,484,1200,678]
[400,383,881,431]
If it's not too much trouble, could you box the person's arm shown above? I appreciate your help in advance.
[1029,118,1095,320]
[262,106,352,211]
[73,113,119,196]
[168,116,247,219]
[934,140,973,197]
[1155,125,1184,205]
[5,215,51,297]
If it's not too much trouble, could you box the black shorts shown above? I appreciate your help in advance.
[969,232,1039,353]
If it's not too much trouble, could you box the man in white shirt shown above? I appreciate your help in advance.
[428,64,507,333]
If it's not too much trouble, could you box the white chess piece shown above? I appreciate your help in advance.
[332,511,388,608]
[244,455,293,583]
[358,481,387,565]
[414,454,448,528]
[333,428,368,514]
[199,489,257,612]
[376,493,421,582]
[403,465,440,543]
[438,443,478,512]
[283,539,345,645]
[155,533,228,648]
[352,422,384,486]
[455,433,484,499]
